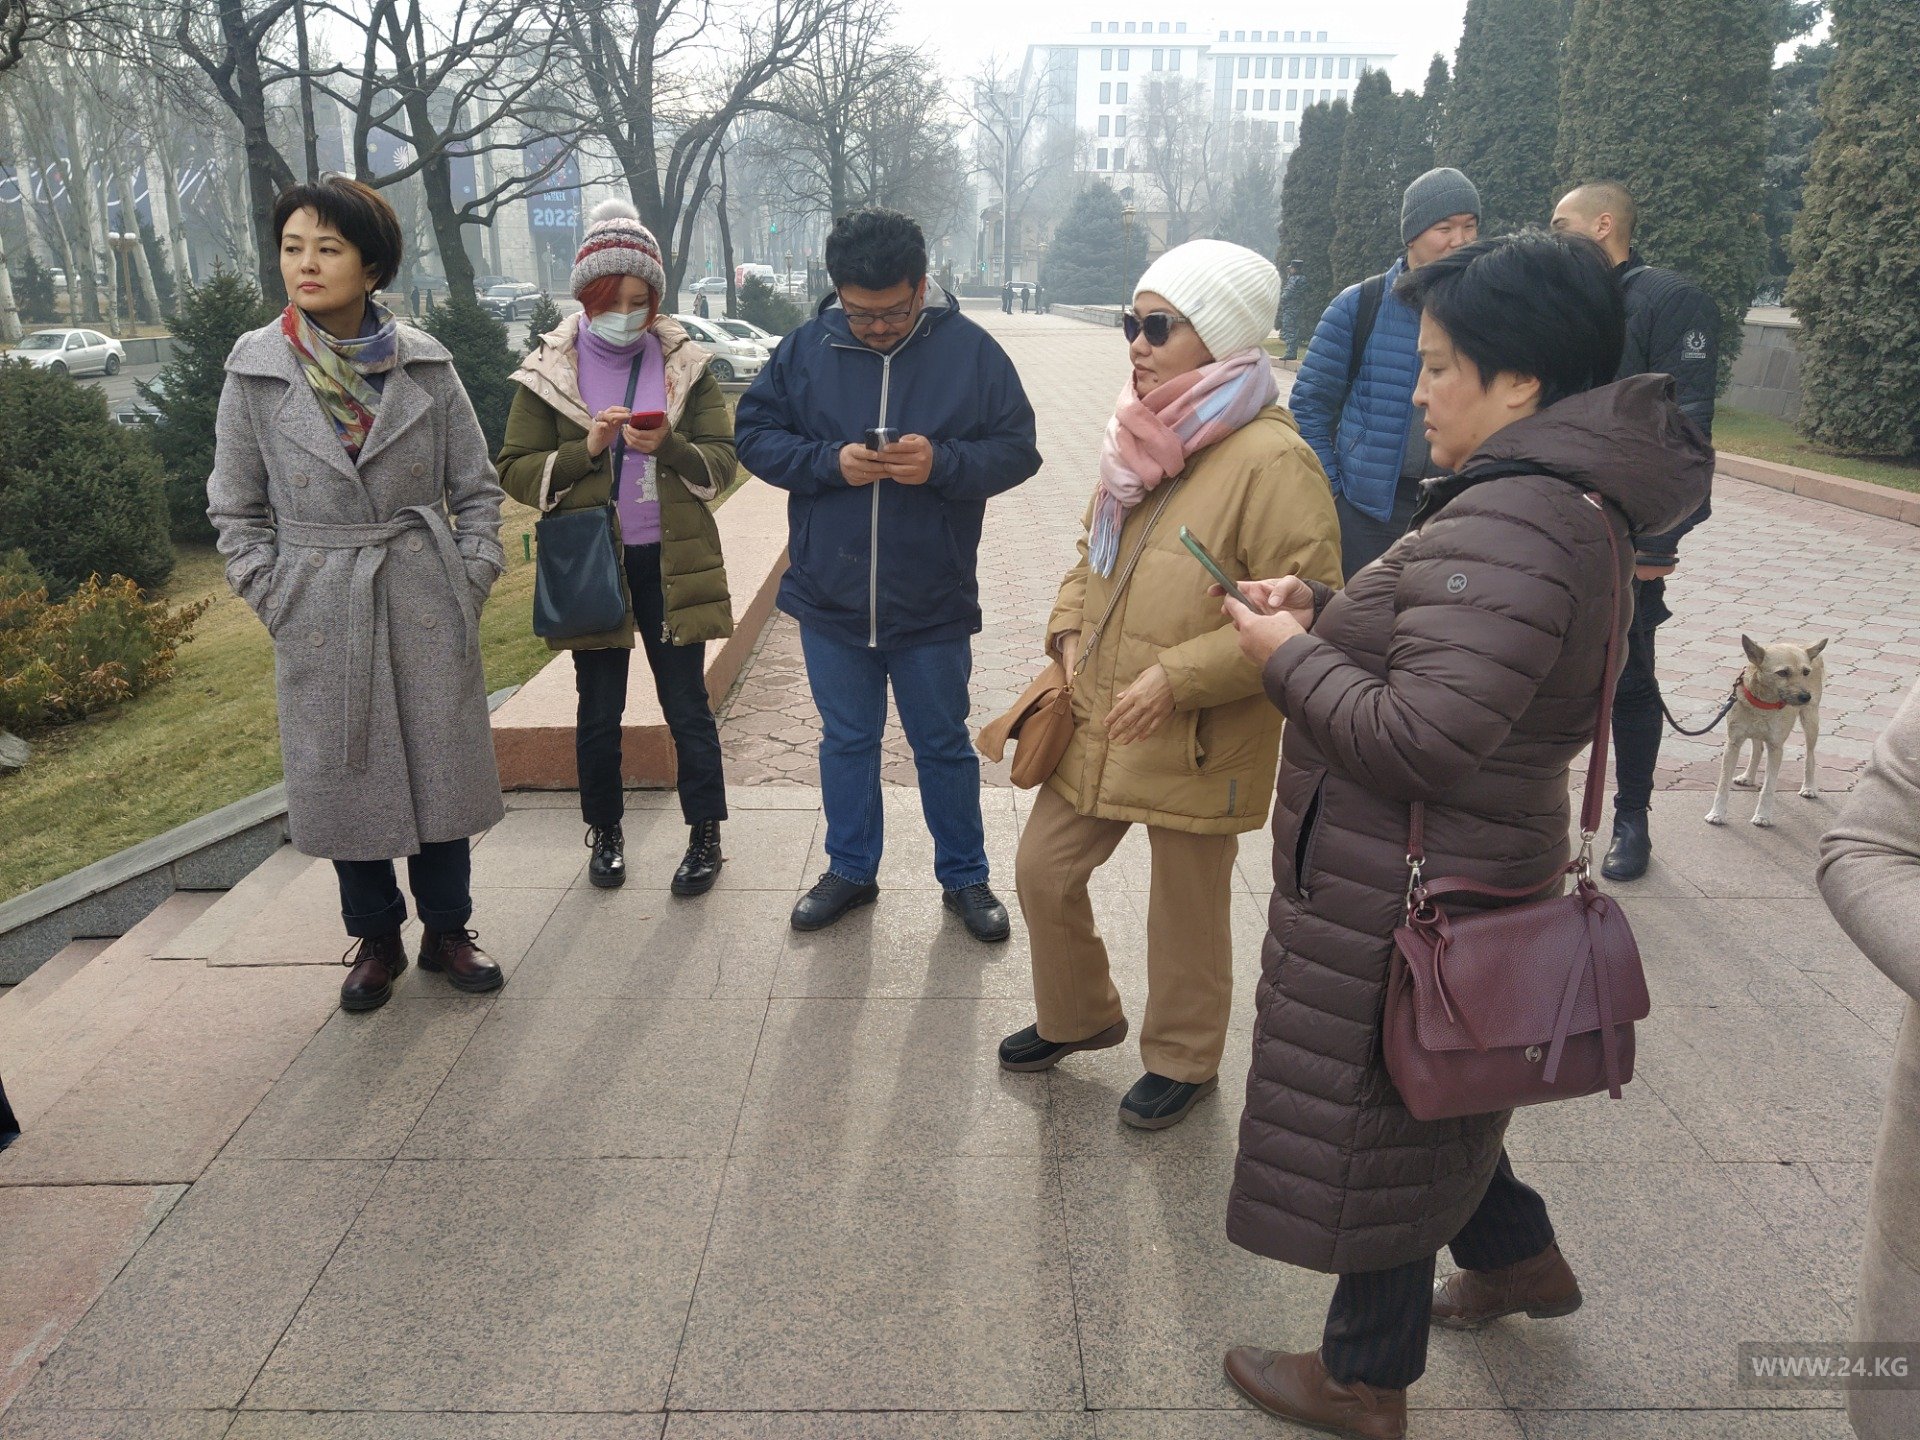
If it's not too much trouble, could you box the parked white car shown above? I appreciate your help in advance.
[710,317,780,352]
[9,328,125,377]
[672,314,766,383]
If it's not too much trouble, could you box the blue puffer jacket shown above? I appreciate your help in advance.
[735,286,1042,650]
[1290,258,1421,524]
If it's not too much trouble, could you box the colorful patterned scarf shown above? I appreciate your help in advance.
[282,300,400,459]
[1089,347,1279,576]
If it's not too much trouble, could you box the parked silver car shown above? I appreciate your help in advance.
[671,314,766,383]
[481,282,543,320]
[9,328,125,377]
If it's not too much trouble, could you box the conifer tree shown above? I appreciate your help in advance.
[423,296,519,452]
[1787,0,1920,457]
[1042,182,1147,305]
[1279,98,1348,333]
[1221,156,1283,258]
[1329,70,1405,288]
[1441,0,1572,236]
[1557,0,1773,381]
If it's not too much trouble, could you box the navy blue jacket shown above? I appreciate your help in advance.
[1290,257,1422,524]
[735,287,1042,649]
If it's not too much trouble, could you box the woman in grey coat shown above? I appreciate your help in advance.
[207,176,507,1013]
[1818,679,1920,1440]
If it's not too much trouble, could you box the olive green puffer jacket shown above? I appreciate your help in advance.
[496,314,736,651]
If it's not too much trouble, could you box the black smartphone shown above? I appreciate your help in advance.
[1179,526,1269,614]
[864,426,898,451]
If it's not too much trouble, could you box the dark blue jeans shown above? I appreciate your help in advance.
[333,838,472,938]
[798,626,989,890]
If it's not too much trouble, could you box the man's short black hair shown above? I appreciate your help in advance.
[272,175,405,290]
[1394,230,1624,409]
[825,209,927,292]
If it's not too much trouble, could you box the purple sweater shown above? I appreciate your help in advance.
[576,316,669,547]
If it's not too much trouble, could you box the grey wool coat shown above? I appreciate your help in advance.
[1818,677,1920,1440]
[206,320,507,861]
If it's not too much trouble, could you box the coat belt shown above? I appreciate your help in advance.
[277,506,475,770]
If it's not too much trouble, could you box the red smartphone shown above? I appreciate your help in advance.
[628,410,666,429]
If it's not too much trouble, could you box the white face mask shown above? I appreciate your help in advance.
[587,307,650,346]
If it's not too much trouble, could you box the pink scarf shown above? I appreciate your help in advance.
[1089,347,1279,575]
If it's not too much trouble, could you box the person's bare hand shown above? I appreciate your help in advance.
[1211,575,1316,630]
[621,414,670,455]
[881,433,934,485]
[1224,596,1307,668]
[1104,663,1175,745]
[586,406,632,458]
[1635,564,1675,581]
[1055,630,1081,676]
[839,443,889,487]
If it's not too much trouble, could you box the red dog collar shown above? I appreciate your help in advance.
[1740,680,1788,711]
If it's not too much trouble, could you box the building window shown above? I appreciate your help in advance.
[1101,48,1112,69]
[1252,90,1264,110]
[1284,29,1294,39]
[1234,29,1245,40]
[1123,20,1134,31]
[1235,89,1247,110]
[1170,49,1180,71]
[1339,56,1352,77]
[1089,20,1100,31]
[1286,88,1297,108]
[1176,22,1186,33]
[1318,30,1328,40]
[1118,47,1130,69]
[1338,88,1348,102]
[1159,21,1169,32]
[1097,147,1109,169]
[1100,81,1111,102]
[1288,55,1300,77]
[1237,55,1250,76]
[1304,57,1316,78]
[1255,56,1267,77]
[1116,82,1128,102]
[1152,47,1163,69]
[1270,88,1281,107]
[1285,119,1297,141]
[1321,88,1331,102]
[1115,114,1127,136]
[1098,115,1110,136]
[1115,148,1126,169]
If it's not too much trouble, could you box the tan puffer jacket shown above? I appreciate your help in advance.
[1043,406,1343,836]
[1226,376,1714,1274]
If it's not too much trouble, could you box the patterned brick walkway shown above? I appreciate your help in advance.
[719,307,1920,794]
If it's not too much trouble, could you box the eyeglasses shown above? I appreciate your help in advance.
[1122,309,1192,347]
[842,298,916,328]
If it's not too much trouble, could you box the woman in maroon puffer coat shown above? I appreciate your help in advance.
[1215,232,1714,1439]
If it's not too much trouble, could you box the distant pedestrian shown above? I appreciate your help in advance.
[1550,180,1718,884]
[207,175,508,1014]
[999,239,1342,1132]
[1002,280,1015,314]
[1818,677,1920,1440]
[1292,166,1481,579]
[1020,283,1031,312]
[736,208,1042,939]
[1035,282,1046,314]
[1276,259,1306,360]
[695,291,710,319]
[495,200,737,896]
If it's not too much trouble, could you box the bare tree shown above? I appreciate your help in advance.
[1128,75,1224,246]
[1,0,120,78]
[550,0,841,295]
[960,51,1068,285]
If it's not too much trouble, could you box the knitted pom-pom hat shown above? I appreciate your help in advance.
[570,199,667,301]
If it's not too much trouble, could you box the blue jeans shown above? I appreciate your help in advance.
[798,626,990,890]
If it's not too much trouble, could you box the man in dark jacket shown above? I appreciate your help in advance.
[1552,180,1719,881]
[737,208,1043,938]
[1276,259,1307,361]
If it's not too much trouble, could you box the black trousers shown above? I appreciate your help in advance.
[573,543,728,831]
[1320,1150,1556,1390]
[1611,576,1671,816]
[0,1073,19,1150]
[333,838,472,939]
[1335,472,1425,581]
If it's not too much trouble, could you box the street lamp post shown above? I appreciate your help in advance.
[1121,204,1136,298]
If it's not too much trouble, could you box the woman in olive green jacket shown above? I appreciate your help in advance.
[496,202,736,895]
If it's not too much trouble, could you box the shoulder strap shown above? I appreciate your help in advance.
[1074,479,1183,680]
[1407,489,1626,871]
[606,352,646,506]
[1344,272,1388,392]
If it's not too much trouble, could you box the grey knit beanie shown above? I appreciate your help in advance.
[1401,167,1482,245]
[570,199,667,301]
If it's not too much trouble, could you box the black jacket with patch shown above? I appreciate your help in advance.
[1617,250,1718,564]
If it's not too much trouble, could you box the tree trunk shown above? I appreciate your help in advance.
[55,97,102,322]
[117,169,163,323]
[717,151,736,317]
[153,142,193,290]
[218,0,296,301]
[0,228,23,342]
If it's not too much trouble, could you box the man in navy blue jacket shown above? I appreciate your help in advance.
[736,209,1043,937]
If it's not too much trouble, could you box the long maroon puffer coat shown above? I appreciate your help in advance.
[1227,376,1714,1275]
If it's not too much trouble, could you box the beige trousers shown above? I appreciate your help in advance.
[1015,782,1239,1083]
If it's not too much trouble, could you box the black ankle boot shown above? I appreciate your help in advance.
[1601,809,1651,882]
[587,823,625,889]
[672,820,723,896]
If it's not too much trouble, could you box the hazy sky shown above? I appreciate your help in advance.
[889,0,1473,92]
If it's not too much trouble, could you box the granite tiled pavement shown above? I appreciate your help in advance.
[3,306,1914,1437]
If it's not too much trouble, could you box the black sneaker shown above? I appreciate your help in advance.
[1601,809,1651,883]
[790,871,879,931]
[586,823,625,889]
[997,1017,1129,1072]
[672,820,723,897]
[1119,1071,1218,1129]
[943,881,1011,943]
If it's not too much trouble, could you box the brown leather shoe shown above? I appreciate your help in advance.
[1432,1242,1582,1330]
[340,933,408,1012]
[417,927,504,994]
[1223,1348,1407,1440]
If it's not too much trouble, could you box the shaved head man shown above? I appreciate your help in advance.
[1550,182,1638,264]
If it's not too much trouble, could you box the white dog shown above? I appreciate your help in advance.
[1704,635,1828,828]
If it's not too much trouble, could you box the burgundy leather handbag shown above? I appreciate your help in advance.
[1383,493,1650,1122]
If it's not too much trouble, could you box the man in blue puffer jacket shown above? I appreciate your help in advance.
[1292,167,1482,579]
[737,208,1043,938]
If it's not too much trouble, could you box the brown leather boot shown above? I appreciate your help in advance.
[417,928,504,994]
[1431,1242,1582,1330]
[1223,1348,1407,1440]
[340,933,408,1012]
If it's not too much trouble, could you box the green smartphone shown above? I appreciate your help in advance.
[1179,526,1268,614]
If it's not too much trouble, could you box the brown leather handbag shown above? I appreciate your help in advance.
[1383,492,1650,1122]
[977,482,1182,788]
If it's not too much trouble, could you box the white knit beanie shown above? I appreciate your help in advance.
[570,199,667,301]
[1134,240,1280,360]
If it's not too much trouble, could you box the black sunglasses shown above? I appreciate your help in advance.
[1122,309,1192,346]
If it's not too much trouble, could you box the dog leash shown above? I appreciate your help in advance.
[1660,681,1742,737]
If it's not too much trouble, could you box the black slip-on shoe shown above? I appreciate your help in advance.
[997,1017,1130,1072]
[790,871,880,931]
[943,881,1011,943]
[1119,1071,1219,1129]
